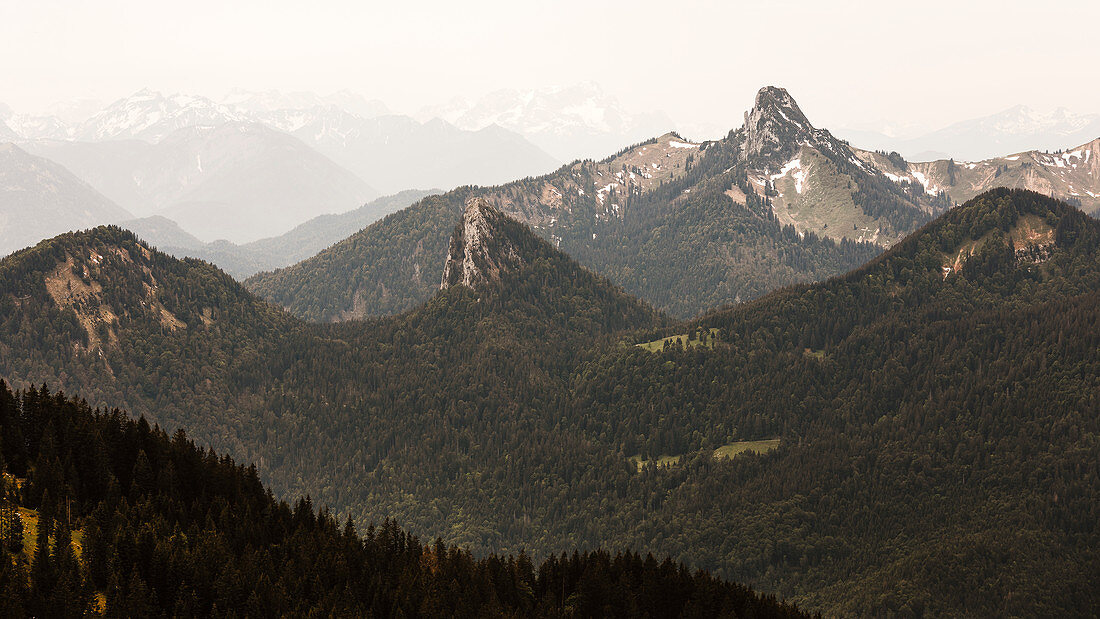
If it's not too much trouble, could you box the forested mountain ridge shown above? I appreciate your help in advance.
[2,189,1098,615]
[248,86,932,321]
[689,187,1099,332]
[0,204,664,566]
[0,383,806,617]
[0,225,296,431]
[580,188,1100,613]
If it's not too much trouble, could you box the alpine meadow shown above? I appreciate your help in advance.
[2,1,1099,616]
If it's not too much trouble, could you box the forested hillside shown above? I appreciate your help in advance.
[572,189,1100,613]
[0,383,804,617]
[1,189,1098,614]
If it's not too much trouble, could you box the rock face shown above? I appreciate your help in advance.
[440,198,524,290]
[737,87,940,247]
[741,86,852,170]
[742,86,815,163]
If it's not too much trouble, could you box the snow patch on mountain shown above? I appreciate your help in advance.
[771,158,805,194]
[910,170,939,195]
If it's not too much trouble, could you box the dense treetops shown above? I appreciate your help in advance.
[0,189,1098,614]
[0,382,807,617]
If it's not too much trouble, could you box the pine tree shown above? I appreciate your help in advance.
[83,503,114,588]
[130,450,154,499]
[30,489,56,615]
[0,553,29,615]
[48,519,90,617]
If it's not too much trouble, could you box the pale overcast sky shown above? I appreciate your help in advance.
[2,0,1097,133]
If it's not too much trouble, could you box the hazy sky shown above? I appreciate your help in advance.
[2,0,1098,133]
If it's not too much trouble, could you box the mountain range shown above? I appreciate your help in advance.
[244,88,1100,325]
[0,144,132,256]
[1,187,1097,614]
[247,86,946,321]
[839,104,1100,161]
[123,188,439,279]
[5,86,1097,266]
[6,88,559,193]
[0,89,560,247]
[75,89,249,143]
[420,82,675,162]
[858,137,1100,215]
[22,122,379,243]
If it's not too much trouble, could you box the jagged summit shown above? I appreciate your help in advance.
[741,86,816,162]
[746,87,813,128]
[739,85,854,171]
[440,198,528,290]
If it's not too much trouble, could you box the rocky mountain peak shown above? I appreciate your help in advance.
[741,86,817,163]
[440,197,525,290]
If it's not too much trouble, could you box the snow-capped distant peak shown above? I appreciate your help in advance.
[443,82,638,136]
[77,89,246,142]
[983,105,1097,135]
[419,82,673,161]
[4,113,72,140]
[221,89,390,119]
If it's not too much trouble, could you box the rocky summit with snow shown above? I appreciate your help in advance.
[856,136,1100,216]
[734,87,945,247]
[741,86,817,163]
[76,90,247,142]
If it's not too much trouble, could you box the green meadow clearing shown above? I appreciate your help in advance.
[636,328,719,352]
[629,439,781,471]
[713,439,781,460]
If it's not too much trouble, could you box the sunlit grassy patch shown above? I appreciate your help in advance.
[637,328,719,352]
[713,439,780,460]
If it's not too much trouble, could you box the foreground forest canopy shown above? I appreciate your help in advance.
[0,189,1098,614]
[0,383,806,617]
